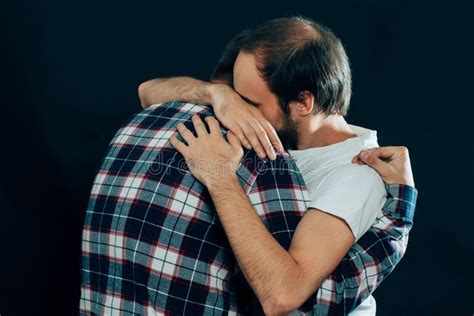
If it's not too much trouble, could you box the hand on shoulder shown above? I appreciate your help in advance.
[352,146,415,187]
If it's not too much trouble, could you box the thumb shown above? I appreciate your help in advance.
[358,150,390,176]
[227,131,242,150]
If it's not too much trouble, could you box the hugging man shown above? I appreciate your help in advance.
[80,16,417,315]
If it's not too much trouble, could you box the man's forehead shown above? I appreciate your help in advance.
[233,52,258,80]
[233,52,268,104]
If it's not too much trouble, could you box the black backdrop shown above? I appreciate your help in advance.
[1,1,473,315]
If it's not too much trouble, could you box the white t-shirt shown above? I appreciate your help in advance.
[286,125,387,315]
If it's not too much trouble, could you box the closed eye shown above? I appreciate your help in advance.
[237,92,260,107]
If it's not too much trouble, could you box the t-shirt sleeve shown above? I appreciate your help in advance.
[307,164,387,241]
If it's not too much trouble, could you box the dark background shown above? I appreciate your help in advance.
[1,0,473,315]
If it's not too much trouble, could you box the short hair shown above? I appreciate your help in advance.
[211,16,352,116]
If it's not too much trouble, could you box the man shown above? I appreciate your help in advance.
[139,17,417,314]
[80,18,417,315]
[79,101,416,315]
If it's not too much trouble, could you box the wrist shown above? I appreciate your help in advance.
[386,176,415,187]
[206,173,239,192]
[207,83,223,107]
[209,83,232,105]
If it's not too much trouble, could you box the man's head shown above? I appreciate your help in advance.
[211,16,352,149]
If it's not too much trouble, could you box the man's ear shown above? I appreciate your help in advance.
[293,91,315,116]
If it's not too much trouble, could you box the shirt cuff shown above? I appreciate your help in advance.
[383,184,418,224]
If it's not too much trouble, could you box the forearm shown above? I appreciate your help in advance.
[326,184,418,312]
[207,176,306,314]
[138,76,214,108]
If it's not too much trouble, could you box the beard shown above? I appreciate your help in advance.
[276,113,299,151]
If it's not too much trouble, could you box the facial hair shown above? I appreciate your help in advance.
[276,113,299,150]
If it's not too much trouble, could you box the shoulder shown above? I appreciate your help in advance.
[244,152,310,224]
[131,101,218,142]
[146,101,211,115]
[330,163,385,190]
[317,163,386,208]
[307,163,385,208]
[239,151,306,185]
[257,152,308,188]
[135,101,213,128]
[308,163,387,240]
[239,151,309,203]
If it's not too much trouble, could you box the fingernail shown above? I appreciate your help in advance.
[270,148,276,160]
[360,151,368,159]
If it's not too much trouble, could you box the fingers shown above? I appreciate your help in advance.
[351,154,364,165]
[170,134,189,155]
[352,146,406,164]
[226,131,242,151]
[229,123,252,150]
[352,146,414,186]
[257,118,284,154]
[356,149,391,177]
[361,146,406,161]
[240,121,267,159]
[204,116,221,134]
[176,123,196,144]
[191,114,208,137]
[176,116,274,162]
[249,120,276,160]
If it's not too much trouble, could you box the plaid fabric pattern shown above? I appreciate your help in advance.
[79,101,418,315]
[296,184,417,315]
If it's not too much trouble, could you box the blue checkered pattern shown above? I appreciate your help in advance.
[79,101,417,315]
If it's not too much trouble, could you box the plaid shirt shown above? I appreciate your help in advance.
[80,101,417,315]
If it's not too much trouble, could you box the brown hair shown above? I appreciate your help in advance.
[211,16,352,116]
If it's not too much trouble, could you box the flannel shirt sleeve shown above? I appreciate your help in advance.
[246,154,309,250]
[297,184,418,314]
[231,152,310,314]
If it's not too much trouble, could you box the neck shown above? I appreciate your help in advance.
[296,114,357,150]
